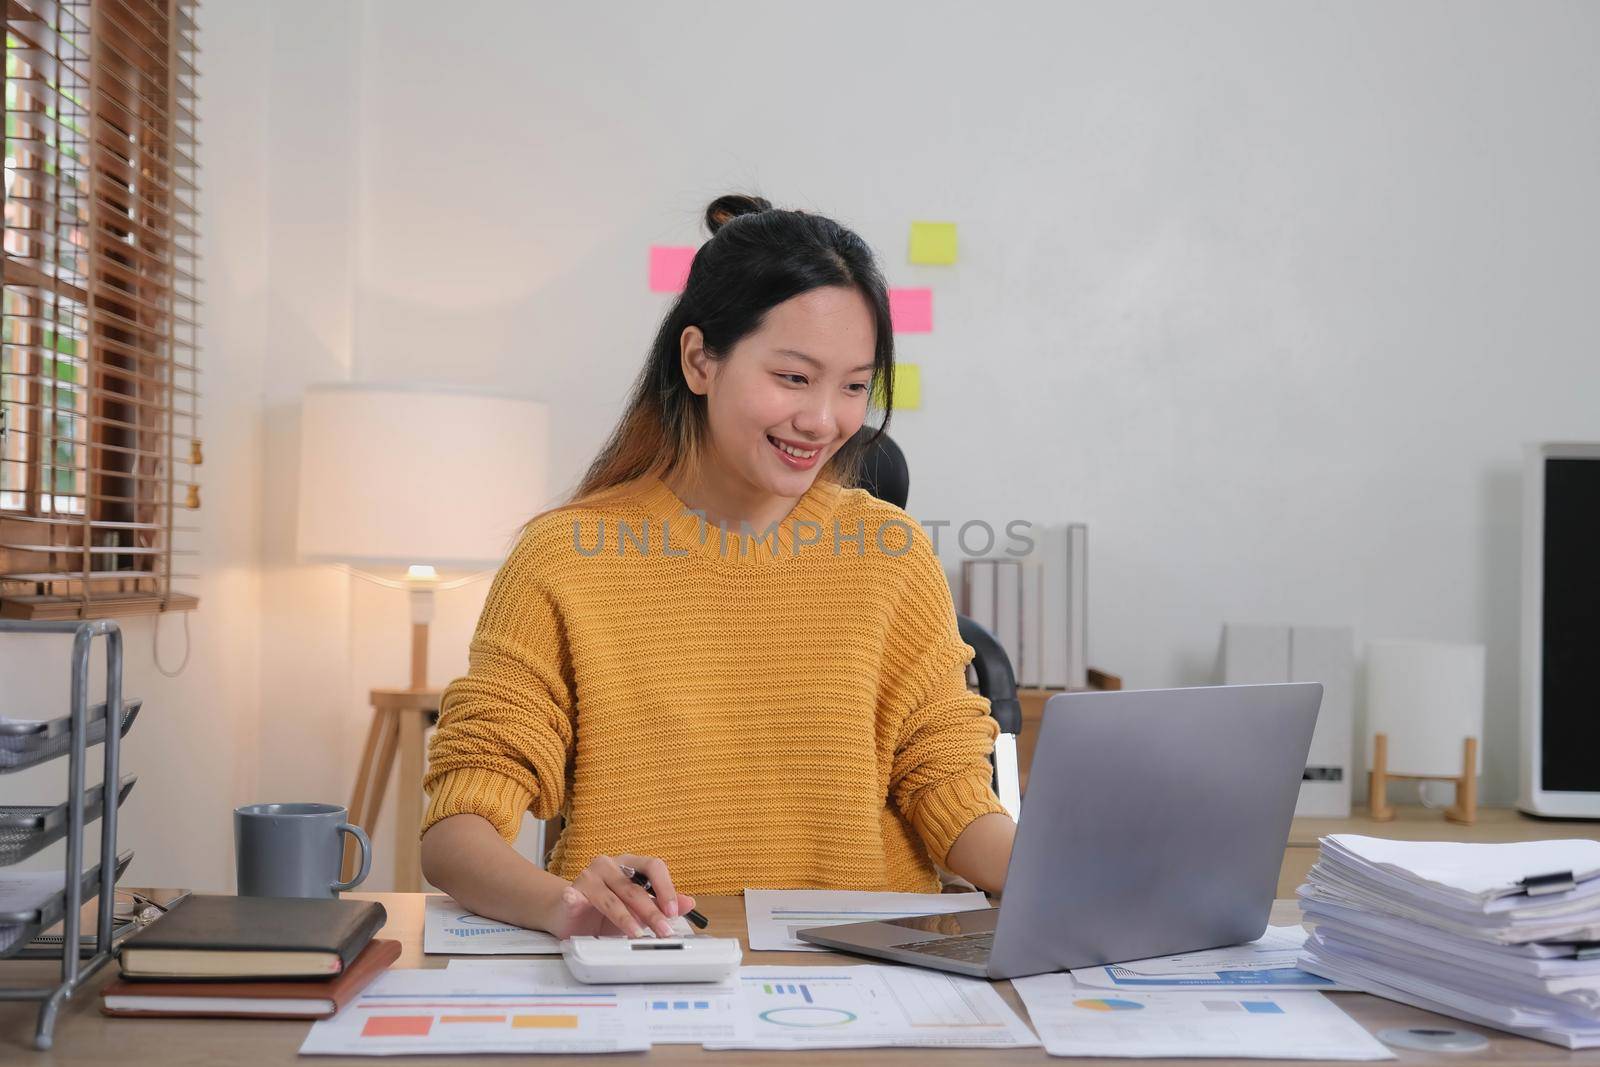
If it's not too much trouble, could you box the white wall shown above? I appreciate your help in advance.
[338,0,1600,809]
[251,2,508,891]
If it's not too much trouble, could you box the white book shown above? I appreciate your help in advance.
[993,559,1022,681]
[1019,557,1043,687]
[961,559,994,632]
[1291,626,1354,818]
[1065,524,1088,689]
[1223,623,1292,684]
[1038,526,1069,688]
[1222,624,1354,817]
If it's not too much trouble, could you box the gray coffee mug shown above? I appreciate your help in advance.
[234,802,370,898]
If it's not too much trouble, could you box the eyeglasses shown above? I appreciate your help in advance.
[111,889,182,929]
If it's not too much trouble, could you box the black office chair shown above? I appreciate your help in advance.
[850,427,1023,803]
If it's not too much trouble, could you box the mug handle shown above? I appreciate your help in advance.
[331,823,371,893]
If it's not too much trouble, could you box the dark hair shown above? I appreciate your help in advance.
[566,194,895,506]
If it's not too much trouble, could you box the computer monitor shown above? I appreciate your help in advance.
[1519,442,1600,817]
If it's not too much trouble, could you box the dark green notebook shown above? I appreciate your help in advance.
[118,894,387,980]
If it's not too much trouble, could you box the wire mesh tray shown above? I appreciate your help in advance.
[0,775,137,866]
[0,700,141,774]
[0,850,132,960]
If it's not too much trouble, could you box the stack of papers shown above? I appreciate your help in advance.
[1298,834,1600,1048]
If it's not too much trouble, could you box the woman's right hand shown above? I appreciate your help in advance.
[541,853,696,939]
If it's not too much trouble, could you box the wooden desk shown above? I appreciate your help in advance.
[1280,806,1600,897]
[3,892,1592,1064]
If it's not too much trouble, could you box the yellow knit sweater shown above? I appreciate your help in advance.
[421,473,1006,895]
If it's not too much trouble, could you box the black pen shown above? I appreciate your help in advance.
[620,866,709,930]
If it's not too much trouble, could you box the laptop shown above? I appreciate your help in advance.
[796,683,1321,979]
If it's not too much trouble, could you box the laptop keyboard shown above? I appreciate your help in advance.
[904,931,994,963]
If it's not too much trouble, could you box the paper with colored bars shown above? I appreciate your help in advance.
[447,959,742,1045]
[704,965,1037,1050]
[422,895,563,955]
[1011,974,1391,1060]
[743,888,989,951]
[298,965,650,1055]
[444,960,1035,1050]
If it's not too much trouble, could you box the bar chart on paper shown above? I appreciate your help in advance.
[447,959,744,1045]
[754,978,857,1028]
[298,968,650,1055]
[422,894,563,955]
[636,989,741,1043]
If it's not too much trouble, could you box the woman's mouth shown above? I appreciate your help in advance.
[767,434,821,470]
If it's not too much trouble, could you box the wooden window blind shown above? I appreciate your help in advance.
[1,0,199,620]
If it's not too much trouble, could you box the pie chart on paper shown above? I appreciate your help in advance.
[1073,997,1145,1012]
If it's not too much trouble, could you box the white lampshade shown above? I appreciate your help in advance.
[296,384,549,572]
[1365,640,1485,778]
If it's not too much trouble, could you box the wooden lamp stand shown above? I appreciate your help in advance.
[1368,732,1479,825]
[342,575,442,890]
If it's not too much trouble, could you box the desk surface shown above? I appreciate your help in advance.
[0,892,1588,1064]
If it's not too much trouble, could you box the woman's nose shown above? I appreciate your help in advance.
[792,398,834,437]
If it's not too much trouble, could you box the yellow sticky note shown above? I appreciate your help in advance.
[873,363,922,411]
[909,222,958,265]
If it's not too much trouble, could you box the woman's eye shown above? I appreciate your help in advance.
[848,383,870,394]
[777,373,807,386]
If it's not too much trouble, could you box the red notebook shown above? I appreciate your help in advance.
[100,938,401,1019]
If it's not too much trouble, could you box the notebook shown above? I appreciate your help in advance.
[118,894,387,980]
[101,938,401,1018]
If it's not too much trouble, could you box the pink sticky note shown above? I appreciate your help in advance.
[649,246,696,293]
[888,288,933,333]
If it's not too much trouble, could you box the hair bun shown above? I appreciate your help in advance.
[705,194,774,236]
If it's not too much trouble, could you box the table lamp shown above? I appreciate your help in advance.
[1365,640,1486,824]
[296,384,549,887]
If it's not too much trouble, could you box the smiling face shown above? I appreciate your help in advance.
[680,285,878,506]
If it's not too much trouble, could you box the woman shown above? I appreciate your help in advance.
[420,194,1017,939]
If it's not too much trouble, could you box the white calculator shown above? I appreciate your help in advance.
[561,936,743,984]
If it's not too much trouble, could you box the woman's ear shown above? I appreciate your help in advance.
[680,325,713,396]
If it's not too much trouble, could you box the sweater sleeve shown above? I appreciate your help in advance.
[422,524,577,842]
[881,526,1009,867]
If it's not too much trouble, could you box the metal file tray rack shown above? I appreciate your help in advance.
[0,619,137,1051]
[0,699,141,775]
[0,776,137,866]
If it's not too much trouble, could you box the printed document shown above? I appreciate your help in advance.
[706,964,1037,1050]
[442,959,1035,1050]
[298,964,649,1055]
[744,888,989,951]
[422,894,562,955]
[448,959,741,1045]
[1070,925,1349,992]
[1012,973,1392,1060]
